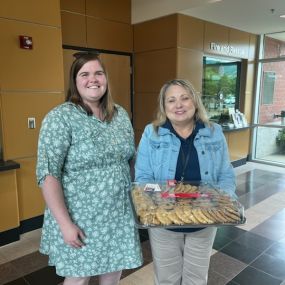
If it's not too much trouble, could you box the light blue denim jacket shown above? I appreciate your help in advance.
[135,122,236,197]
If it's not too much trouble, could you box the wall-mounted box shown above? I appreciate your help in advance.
[19,35,33,49]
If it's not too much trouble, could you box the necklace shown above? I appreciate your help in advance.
[179,135,194,182]
[173,122,195,139]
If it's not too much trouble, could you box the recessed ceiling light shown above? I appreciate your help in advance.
[280,14,285,18]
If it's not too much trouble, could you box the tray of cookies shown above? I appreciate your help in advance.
[130,181,246,228]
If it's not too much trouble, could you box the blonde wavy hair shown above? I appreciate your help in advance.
[152,79,211,132]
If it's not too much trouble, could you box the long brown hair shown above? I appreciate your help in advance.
[152,79,211,132]
[66,52,117,122]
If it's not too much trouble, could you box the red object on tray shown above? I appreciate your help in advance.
[161,192,211,198]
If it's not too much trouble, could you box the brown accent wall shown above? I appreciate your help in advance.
[0,3,258,236]
[133,14,178,52]
[177,15,204,51]
[86,17,132,52]
[0,0,133,236]
[0,0,64,230]
[0,20,63,91]
[100,54,132,116]
[60,0,85,14]
[204,22,230,55]
[0,170,19,232]
[86,0,131,24]
[0,0,61,26]
[177,48,204,92]
[1,92,64,160]
[229,28,250,59]
[61,0,132,52]
[134,92,158,144]
[228,130,251,161]
[16,158,45,220]
[61,11,87,47]
[133,13,257,161]
[133,47,177,145]
[134,49,177,93]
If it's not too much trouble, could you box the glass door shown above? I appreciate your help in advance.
[252,32,285,166]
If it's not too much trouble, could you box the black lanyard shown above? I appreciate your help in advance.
[179,135,194,182]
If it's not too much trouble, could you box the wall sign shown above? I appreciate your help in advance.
[210,42,246,57]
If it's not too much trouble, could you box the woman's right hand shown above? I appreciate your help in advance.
[41,176,86,249]
[60,222,86,248]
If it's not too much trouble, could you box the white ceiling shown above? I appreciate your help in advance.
[132,0,285,39]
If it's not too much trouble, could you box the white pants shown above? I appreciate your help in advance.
[148,227,217,285]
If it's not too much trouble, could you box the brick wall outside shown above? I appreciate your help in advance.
[259,37,285,124]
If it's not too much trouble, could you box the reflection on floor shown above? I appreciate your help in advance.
[1,162,285,285]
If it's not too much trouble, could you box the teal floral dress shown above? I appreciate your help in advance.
[36,102,143,277]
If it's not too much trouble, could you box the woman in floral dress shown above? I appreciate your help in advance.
[36,52,143,285]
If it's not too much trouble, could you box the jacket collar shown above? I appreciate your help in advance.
[159,119,207,137]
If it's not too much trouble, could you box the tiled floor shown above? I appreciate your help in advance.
[1,162,285,285]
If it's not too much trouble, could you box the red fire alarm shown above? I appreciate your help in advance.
[19,35,33,49]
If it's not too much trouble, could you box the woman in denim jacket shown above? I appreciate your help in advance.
[135,79,236,285]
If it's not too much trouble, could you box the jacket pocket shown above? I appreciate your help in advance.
[204,142,223,175]
[205,142,221,152]
[150,140,169,150]
[149,140,170,169]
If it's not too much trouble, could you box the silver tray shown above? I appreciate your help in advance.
[129,182,246,229]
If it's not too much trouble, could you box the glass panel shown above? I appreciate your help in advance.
[262,71,275,104]
[258,61,285,125]
[252,32,285,167]
[202,56,241,123]
[254,126,285,165]
[263,32,285,59]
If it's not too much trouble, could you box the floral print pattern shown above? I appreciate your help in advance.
[36,102,143,277]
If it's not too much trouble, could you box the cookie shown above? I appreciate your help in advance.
[156,208,172,225]
[167,211,184,225]
[210,209,229,223]
[175,206,193,223]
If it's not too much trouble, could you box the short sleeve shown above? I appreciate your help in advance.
[36,107,71,187]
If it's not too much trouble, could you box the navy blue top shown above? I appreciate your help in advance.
[162,120,205,233]
[162,119,204,183]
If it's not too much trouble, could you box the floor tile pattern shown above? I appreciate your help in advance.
[0,162,285,285]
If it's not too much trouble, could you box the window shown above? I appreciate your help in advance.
[251,32,285,166]
[263,32,285,59]
[258,33,285,124]
[202,56,241,123]
[262,71,275,104]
